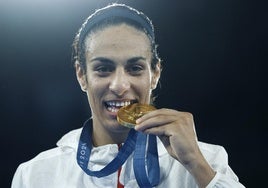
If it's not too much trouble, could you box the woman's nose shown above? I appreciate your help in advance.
[109,69,130,96]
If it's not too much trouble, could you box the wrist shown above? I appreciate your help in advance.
[183,153,216,188]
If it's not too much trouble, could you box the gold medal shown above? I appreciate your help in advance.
[117,103,156,128]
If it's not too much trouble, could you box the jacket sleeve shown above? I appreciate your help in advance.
[206,171,245,188]
[200,144,246,188]
[11,165,26,188]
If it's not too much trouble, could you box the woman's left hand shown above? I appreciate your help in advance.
[135,108,199,165]
[135,108,216,188]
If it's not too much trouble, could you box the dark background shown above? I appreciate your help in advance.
[1,0,266,187]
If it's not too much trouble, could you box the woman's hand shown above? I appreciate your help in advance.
[135,108,216,188]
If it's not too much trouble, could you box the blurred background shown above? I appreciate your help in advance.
[0,0,266,187]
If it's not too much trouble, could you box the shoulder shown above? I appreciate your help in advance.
[17,128,82,172]
[198,141,226,153]
[12,129,81,188]
[198,142,228,160]
[12,128,83,187]
[197,141,231,170]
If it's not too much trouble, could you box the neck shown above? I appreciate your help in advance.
[91,123,130,147]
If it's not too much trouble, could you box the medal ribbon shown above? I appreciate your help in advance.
[133,133,160,187]
[76,119,160,187]
[77,119,137,177]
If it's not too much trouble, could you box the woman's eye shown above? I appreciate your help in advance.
[127,65,144,74]
[97,66,112,72]
[95,65,114,76]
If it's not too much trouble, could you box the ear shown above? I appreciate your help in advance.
[75,61,87,92]
[151,62,161,90]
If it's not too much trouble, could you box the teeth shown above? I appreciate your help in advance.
[106,100,132,108]
[106,100,134,113]
[107,106,119,113]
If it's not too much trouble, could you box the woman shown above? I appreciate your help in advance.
[12,4,245,188]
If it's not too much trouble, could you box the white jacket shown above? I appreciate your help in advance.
[12,128,245,188]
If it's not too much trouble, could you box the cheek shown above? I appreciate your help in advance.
[141,79,152,91]
[134,75,152,98]
[86,77,107,100]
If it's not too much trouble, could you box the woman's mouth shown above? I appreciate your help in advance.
[104,100,136,113]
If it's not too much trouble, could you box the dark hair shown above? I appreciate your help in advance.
[72,3,161,73]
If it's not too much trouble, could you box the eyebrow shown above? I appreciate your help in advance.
[127,57,146,64]
[90,57,113,64]
[90,56,146,64]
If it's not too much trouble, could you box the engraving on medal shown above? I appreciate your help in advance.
[117,103,156,128]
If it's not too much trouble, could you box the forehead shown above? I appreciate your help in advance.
[84,24,152,60]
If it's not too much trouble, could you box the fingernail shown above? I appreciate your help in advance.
[136,118,141,124]
[134,123,140,130]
